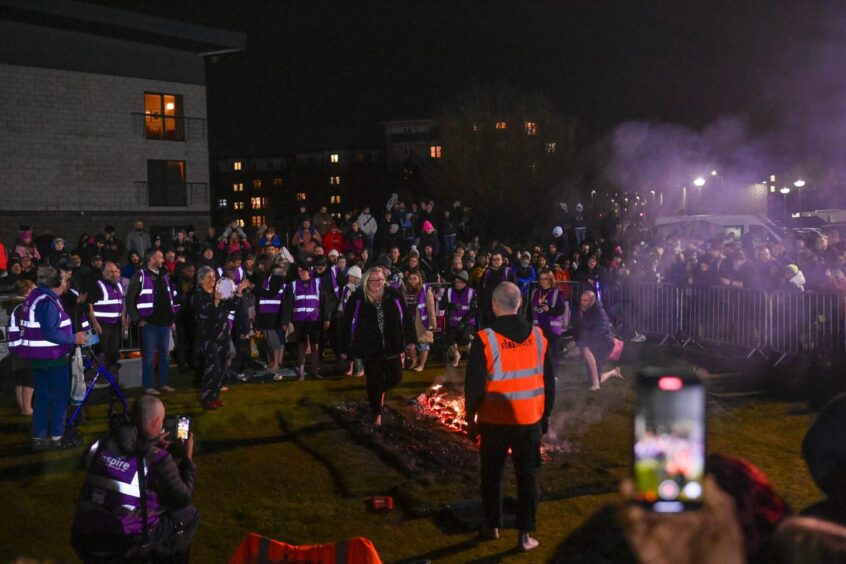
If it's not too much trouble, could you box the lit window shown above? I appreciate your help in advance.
[233,183,244,192]
[273,177,283,186]
[252,179,262,189]
[770,174,776,182]
[472,122,480,132]
[545,142,557,154]
[770,186,776,193]
[530,161,538,173]
[330,195,342,204]
[296,192,307,201]
[524,121,537,135]
[144,93,183,140]
[218,198,228,208]
[250,196,266,209]
[430,145,442,158]
[251,215,266,227]
[233,161,243,171]
[329,176,341,185]
[330,153,339,163]
[236,218,245,227]
[495,121,507,130]
[234,201,245,210]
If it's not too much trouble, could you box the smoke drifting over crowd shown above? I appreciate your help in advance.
[599,4,846,214]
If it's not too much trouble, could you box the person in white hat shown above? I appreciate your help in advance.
[337,265,364,376]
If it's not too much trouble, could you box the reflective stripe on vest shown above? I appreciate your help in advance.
[19,290,74,358]
[531,288,564,335]
[477,326,547,425]
[137,270,175,317]
[293,278,321,321]
[7,303,24,352]
[93,280,124,322]
[258,276,286,315]
[446,287,475,328]
[415,285,430,326]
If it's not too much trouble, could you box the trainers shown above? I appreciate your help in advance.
[478,526,499,540]
[631,332,647,343]
[31,438,50,452]
[159,385,176,393]
[144,388,161,396]
[518,532,540,552]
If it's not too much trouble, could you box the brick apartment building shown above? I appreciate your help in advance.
[0,0,244,244]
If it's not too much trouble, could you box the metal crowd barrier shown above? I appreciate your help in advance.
[769,291,846,365]
[678,285,768,358]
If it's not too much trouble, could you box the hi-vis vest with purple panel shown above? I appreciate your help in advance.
[530,287,564,336]
[446,286,475,328]
[69,288,91,331]
[92,280,124,325]
[217,266,245,285]
[258,275,285,315]
[18,288,74,360]
[413,285,431,326]
[292,277,321,322]
[75,440,169,535]
[7,302,24,355]
[136,269,175,318]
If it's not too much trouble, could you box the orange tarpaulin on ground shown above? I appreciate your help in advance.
[229,532,382,564]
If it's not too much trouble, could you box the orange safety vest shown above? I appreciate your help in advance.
[476,326,547,425]
[229,532,382,564]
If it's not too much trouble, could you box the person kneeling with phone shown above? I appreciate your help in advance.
[71,395,198,563]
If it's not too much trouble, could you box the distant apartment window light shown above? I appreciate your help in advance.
[236,219,245,227]
[252,179,262,189]
[251,215,266,227]
[233,161,243,171]
[234,201,245,210]
[545,142,557,154]
[296,192,307,201]
[218,199,228,208]
[472,122,480,132]
[251,196,266,209]
[330,195,342,204]
[330,153,339,163]
[330,176,341,185]
[430,145,442,158]
[144,92,183,140]
[273,177,283,186]
[233,183,244,192]
[524,121,537,135]
[495,121,507,130]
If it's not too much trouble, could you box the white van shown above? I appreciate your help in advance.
[653,214,784,244]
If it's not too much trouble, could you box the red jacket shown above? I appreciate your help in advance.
[322,231,345,255]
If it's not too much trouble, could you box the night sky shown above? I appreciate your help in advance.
[95,1,824,157]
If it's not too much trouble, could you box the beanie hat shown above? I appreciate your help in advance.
[347,265,362,279]
[552,226,563,237]
[422,221,435,232]
[786,264,799,275]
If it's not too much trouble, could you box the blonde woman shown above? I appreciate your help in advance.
[340,267,406,429]
[403,269,436,372]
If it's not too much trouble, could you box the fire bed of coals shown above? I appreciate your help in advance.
[414,383,573,460]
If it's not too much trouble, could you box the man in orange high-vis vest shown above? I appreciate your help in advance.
[464,281,555,553]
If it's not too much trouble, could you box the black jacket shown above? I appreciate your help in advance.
[340,286,405,359]
[464,314,556,424]
[572,302,614,360]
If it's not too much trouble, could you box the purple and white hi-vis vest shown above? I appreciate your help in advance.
[446,286,476,328]
[18,288,74,360]
[7,302,24,355]
[328,265,341,300]
[217,266,245,285]
[69,288,91,332]
[258,275,286,315]
[483,266,513,289]
[76,441,169,535]
[412,285,431,326]
[92,280,124,325]
[136,269,175,319]
[531,287,564,336]
[292,277,321,322]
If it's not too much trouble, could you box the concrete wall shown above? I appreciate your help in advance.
[0,63,212,244]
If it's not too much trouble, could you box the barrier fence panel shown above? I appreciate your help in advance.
[678,285,768,357]
[769,291,846,364]
[618,283,680,344]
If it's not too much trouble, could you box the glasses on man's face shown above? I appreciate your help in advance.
[368,278,385,284]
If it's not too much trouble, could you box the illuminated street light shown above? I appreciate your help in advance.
[693,177,706,213]
[794,179,805,188]
[780,186,790,220]
[590,189,596,207]
[693,177,706,187]
[711,170,718,176]
[794,179,806,213]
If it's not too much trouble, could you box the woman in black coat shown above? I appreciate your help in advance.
[572,289,621,390]
[341,266,406,428]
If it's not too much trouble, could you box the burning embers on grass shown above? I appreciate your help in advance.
[416,384,468,433]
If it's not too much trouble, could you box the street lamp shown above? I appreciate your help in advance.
[693,177,706,213]
[794,179,806,213]
[711,170,718,176]
[780,186,791,220]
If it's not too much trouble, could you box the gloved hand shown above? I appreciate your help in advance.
[541,417,549,435]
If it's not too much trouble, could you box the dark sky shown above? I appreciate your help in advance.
[96,1,823,157]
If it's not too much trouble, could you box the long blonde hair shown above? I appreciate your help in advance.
[361,267,385,303]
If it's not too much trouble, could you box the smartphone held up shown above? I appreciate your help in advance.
[633,368,706,513]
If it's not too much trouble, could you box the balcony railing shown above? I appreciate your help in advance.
[133,182,209,207]
[131,113,207,141]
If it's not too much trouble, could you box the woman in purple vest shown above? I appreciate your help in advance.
[282,260,333,380]
[253,257,288,374]
[340,267,406,429]
[5,280,35,415]
[528,268,568,367]
[19,266,88,451]
[403,269,436,372]
[440,270,476,367]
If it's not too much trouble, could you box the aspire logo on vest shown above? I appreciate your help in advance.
[101,455,131,472]
[499,338,533,350]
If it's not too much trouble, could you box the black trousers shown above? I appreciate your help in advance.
[174,319,196,369]
[200,339,228,404]
[363,355,403,415]
[72,505,200,564]
[479,422,542,532]
[99,323,122,366]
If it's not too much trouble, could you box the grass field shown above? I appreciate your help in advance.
[0,343,825,562]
